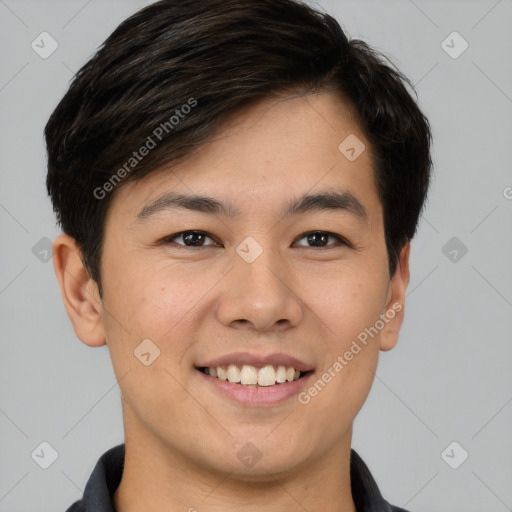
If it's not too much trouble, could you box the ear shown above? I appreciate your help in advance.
[379,242,411,352]
[52,234,106,347]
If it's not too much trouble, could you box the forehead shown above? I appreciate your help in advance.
[108,91,380,223]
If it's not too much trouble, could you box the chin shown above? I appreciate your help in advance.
[220,455,304,481]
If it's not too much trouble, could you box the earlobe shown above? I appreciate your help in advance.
[379,242,411,352]
[52,234,106,347]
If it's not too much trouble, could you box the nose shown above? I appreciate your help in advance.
[215,243,303,333]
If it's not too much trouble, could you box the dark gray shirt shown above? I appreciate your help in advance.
[64,444,410,512]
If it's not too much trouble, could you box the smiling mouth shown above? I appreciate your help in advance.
[197,364,313,387]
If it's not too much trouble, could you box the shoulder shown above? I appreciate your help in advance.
[64,501,85,512]
[350,448,413,512]
[388,505,412,512]
[62,443,124,512]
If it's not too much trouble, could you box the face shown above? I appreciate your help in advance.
[57,91,409,479]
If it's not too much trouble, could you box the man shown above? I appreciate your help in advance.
[45,0,432,510]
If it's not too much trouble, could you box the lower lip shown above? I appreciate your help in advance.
[196,369,314,406]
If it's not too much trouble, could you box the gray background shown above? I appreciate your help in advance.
[1,0,511,510]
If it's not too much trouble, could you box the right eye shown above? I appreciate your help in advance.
[162,230,221,248]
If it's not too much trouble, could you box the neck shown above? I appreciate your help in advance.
[114,410,356,512]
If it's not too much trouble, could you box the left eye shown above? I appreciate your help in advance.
[163,230,347,248]
[294,231,348,248]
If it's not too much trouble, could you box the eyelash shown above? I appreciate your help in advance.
[161,230,351,249]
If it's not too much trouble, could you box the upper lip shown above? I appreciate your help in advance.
[197,352,314,372]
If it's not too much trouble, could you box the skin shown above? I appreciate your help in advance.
[53,91,410,512]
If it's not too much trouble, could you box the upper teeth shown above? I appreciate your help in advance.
[205,364,301,386]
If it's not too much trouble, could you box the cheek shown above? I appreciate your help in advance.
[299,263,386,406]
[102,252,188,333]
[101,255,223,379]
[307,262,388,344]
[99,265,199,423]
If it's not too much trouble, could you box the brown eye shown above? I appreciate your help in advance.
[294,231,348,248]
[164,231,219,247]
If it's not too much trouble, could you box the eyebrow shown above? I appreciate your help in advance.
[134,189,368,223]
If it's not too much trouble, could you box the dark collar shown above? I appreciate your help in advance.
[66,444,409,512]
